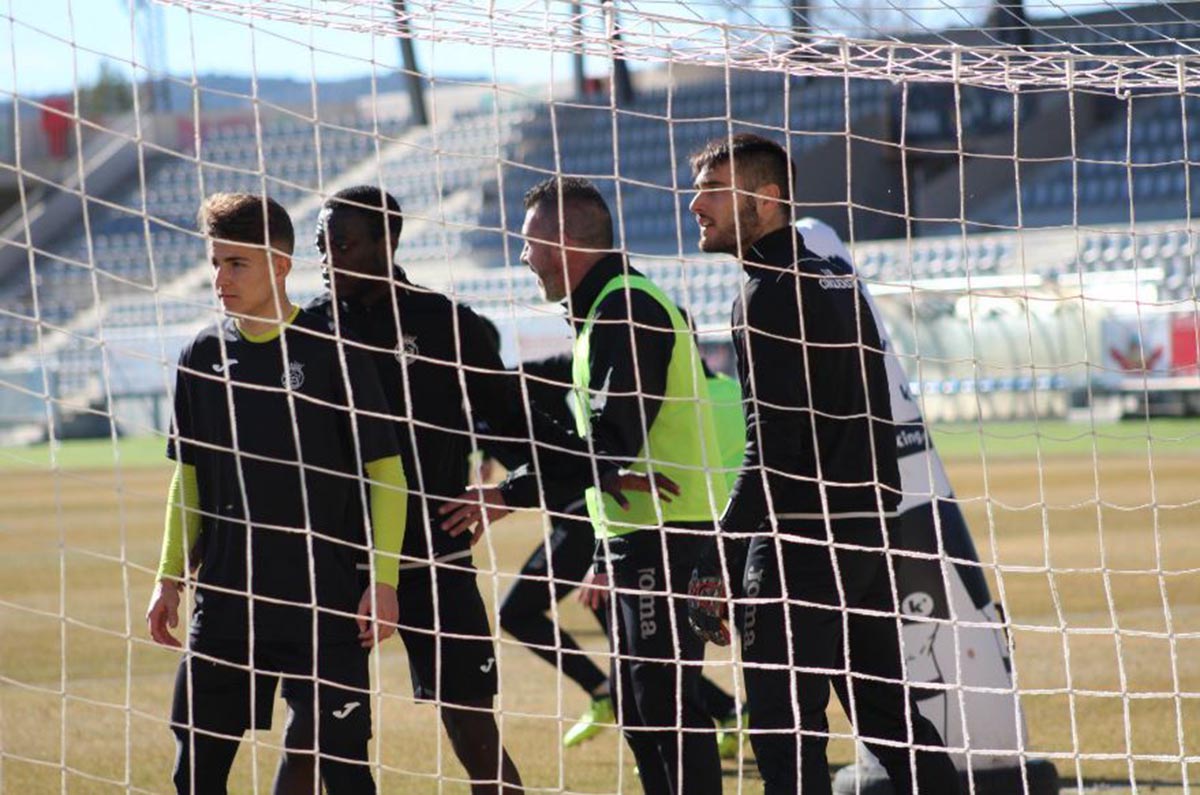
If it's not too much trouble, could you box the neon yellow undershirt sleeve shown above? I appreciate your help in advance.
[365,455,407,588]
[157,462,202,581]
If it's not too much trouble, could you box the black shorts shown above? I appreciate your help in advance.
[397,563,498,705]
[170,638,371,749]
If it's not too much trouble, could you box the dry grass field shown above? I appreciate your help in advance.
[2,420,1199,793]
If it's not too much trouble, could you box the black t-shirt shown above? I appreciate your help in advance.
[307,272,601,563]
[169,309,399,645]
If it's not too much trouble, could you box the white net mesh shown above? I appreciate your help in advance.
[3,1,1200,793]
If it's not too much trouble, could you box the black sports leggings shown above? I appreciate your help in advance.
[738,522,960,795]
[607,527,723,795]
[498,504,609,696]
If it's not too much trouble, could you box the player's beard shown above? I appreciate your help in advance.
[733,194,760,256]
[701,194,759,256]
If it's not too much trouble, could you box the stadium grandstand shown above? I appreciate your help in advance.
[2,2,1199,443]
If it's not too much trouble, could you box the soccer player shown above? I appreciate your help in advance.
[308,184,660,795]
[684,133,962,795]
[443,177,729,795]
[478,331,746,754]
[145,192,408,795]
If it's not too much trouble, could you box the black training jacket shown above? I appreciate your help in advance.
[307,269,607,563]
[720,227,900,535]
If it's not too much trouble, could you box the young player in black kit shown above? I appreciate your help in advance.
[442,177,728,795]
[145,193,407,795]
[308,185,661,795]
[684,134,962,795]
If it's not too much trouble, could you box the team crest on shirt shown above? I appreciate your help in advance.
[394,335,419,363]
[282,361,306,390]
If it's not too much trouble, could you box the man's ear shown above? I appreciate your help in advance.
[271,252,293,281]
[756,182,782,206]
[755,182,789,224]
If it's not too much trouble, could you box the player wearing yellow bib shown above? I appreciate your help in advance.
[507,176,728,795]
[476,338,748,756]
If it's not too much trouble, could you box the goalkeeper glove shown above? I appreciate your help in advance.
[687,540,731,646]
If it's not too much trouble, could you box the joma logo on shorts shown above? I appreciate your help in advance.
[637,568,657,639]
[742,566,764,648]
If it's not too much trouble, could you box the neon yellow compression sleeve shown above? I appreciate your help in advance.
[365,455,407,588]
[156,462,201,581]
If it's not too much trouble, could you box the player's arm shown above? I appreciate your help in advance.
[338,337,406,574]
[338,338,407,648]
[365,455,406,587]
[147,461,201,648]
[451,306,615,507]
[690,283,811,645]
[357,454,406,649]
[148,354,201,649]
[477,352,575,471]
[439,297,680,539]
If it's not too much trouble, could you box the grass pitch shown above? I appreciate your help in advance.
[2,419,1200,793]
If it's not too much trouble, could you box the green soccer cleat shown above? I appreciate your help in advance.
[564,695,615,748]
[716,711,749,760]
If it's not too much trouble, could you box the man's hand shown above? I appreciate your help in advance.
[146,580,183,648]
[599,469,681,510]
[356,583,399,649]
[438,485,512,544]
[578,567,610,611]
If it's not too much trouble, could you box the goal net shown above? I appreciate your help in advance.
[1,1,1198,793]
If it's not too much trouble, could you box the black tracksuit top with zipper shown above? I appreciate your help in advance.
[720,227,901,535]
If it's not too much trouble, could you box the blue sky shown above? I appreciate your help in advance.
[0,0,1161,98]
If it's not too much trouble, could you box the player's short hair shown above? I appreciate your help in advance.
[690,133,795,205]
[324,185,403,243]
[198,192,295,255]
[522,176,613,250]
